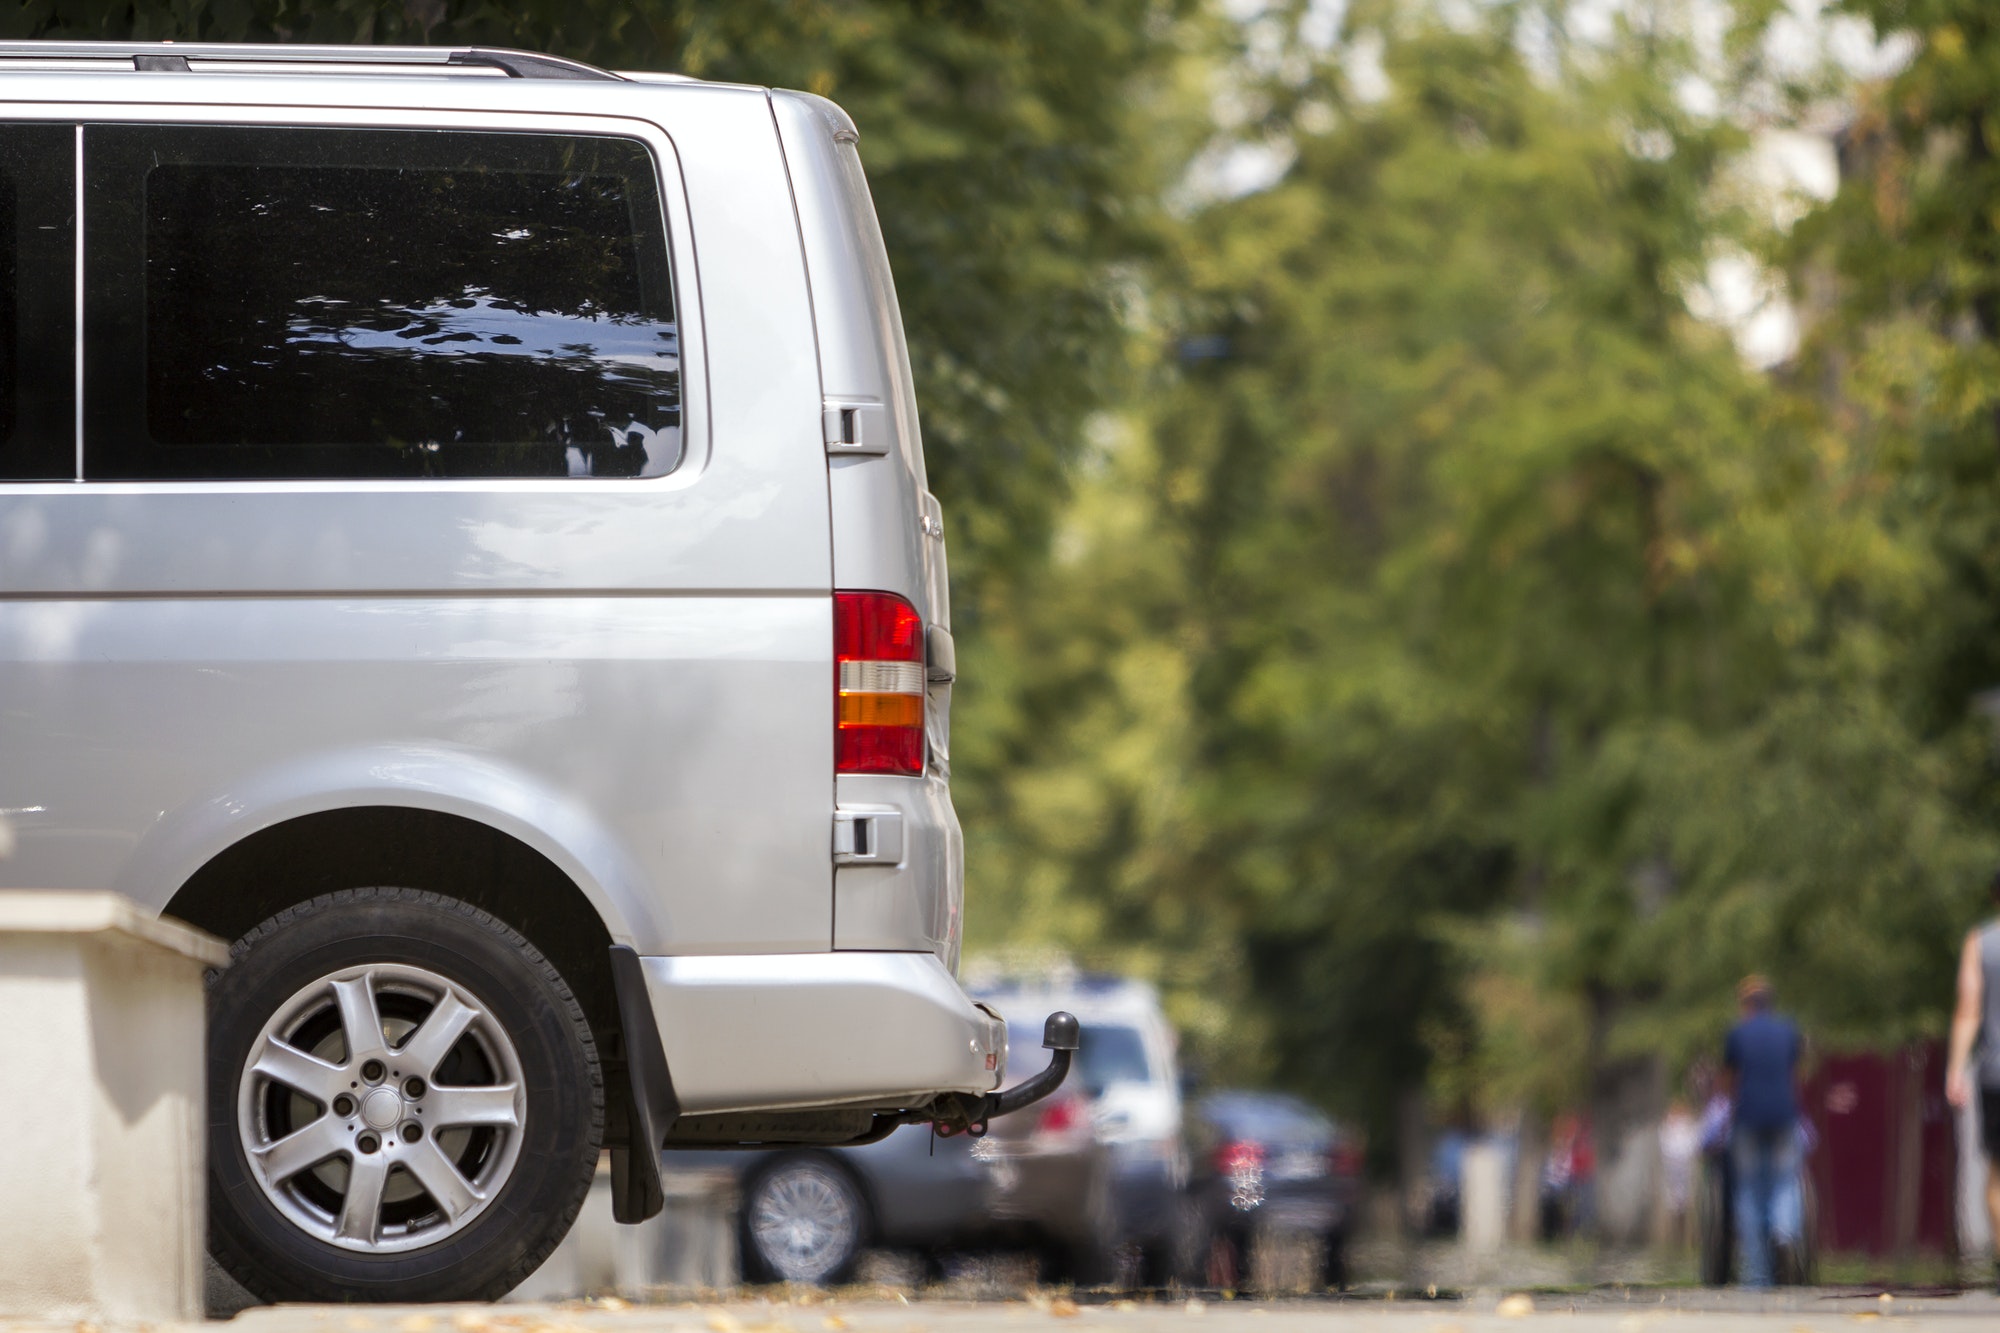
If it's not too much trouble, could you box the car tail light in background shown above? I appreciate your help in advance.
[1035,1094,1085,1137]
[835,591,924,776]
[1215,1140,1265,1176]
[1218,1140,1266,1211]
[1329,1140,1365,1179]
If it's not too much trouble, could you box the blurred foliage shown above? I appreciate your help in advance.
[960,1,2000,1149]
[26,1,2000,1155]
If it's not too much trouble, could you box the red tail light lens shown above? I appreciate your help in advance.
[1216,1140,1264,1174]
[1036,1095,1084,1136]
[835,591,925,776]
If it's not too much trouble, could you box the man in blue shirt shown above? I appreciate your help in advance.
[1723,974,1802,1288]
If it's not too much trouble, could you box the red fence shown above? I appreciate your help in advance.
[1802,1042,1956,1256]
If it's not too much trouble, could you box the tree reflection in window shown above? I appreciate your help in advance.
[143,141,679,479]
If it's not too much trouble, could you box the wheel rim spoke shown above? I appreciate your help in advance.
[335,1151,390,1244]
[253,1115,346,1184]
[248,1035,345,1104]
[395,989,477,1078]
[240,959,529,1254]
[426,1083,522,1129]
[403,1135,482,1221]
[330,972,389,1064]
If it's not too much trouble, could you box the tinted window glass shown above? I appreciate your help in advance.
[0,124,76,480]
[1077,1024,1153,1095]
[86,126,678,480]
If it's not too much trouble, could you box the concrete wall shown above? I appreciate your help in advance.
[0,892,227,1323]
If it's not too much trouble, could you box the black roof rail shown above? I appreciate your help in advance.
[444,48,620,81]
[0,41,626,82]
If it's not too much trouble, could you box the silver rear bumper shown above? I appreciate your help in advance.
[641,950,1006,1115]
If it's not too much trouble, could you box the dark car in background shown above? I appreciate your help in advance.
[691,1015,1119,1285]
[1181,1091,1362,1289]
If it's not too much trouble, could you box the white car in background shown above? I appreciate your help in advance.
[974,973,1186,1282]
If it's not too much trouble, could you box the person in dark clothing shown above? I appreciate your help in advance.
[1945,867,2000,1294]
[1723,974,1802,1289]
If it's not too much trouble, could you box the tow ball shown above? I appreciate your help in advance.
[932,1010,1081,1138]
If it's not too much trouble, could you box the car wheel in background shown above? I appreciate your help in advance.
[743,1155,869,1285]
[206,888,603,1303]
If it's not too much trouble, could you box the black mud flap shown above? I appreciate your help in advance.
[608,944,680,1223]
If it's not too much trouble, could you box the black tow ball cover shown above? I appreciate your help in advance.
[1042,1010,1081,1051]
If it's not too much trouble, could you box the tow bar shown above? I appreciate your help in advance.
[938,1009,1080,1136]
[848,1010,1081,1145]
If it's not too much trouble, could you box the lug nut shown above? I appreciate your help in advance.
[356,1132,380,1154]
[332,1094,355,1118]
[402,1122,422,1143]
[403,1077,426,1099]
[361,1059,385,1083]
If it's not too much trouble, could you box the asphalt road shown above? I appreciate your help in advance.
[15,1287,2000,1333]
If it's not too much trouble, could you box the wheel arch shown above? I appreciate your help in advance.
[165,804,631,1149]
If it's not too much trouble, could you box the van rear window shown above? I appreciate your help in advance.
[84,126,680,481]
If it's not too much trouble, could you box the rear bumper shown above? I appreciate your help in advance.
[641,950,1006,1115]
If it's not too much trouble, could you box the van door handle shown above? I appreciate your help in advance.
[833,806,904,864]
[823,400,890,456]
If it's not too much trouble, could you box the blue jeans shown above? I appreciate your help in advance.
[1733,1126,1800,1288]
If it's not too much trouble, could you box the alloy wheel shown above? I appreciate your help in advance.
[236,963,527,1253]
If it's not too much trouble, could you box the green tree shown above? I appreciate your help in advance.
[971,6,1994,1159]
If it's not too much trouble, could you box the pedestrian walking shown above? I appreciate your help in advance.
[1945,868,2000,1294]
[1723,974,1802,1289]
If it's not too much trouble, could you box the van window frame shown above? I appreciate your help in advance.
[0,104,701,491]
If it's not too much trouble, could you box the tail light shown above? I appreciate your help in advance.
[835,591,925,776]
[1216,1139,1264,1175]
[1036,1095,1085,1136]
[1218,1139,1266,1211]
[1330,1141,1365,1179]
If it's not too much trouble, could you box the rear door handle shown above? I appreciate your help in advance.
[833,806,904,865]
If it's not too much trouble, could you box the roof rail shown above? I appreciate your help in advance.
[0,41,625,82]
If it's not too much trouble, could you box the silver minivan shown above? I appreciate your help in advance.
[0,41,1021,1303]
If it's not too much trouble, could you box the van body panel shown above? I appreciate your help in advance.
[0,87,839,958]
[0,593,833,954]
[644,950,1003,1113]
[774,90,964,963]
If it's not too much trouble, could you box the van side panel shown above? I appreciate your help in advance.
[0,89,835,956]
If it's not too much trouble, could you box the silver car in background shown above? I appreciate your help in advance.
[0,41,1014,1304]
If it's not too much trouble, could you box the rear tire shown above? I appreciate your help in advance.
[206,888,603,1303]
[742,1154,869,1285]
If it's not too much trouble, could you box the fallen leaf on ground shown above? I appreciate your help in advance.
[823,1318,849,1331]
[1496,1294,1534,1319]
[1049,1299,1079,1318]
[1182,1301,1205,1317]
[399,1318,436,1333]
